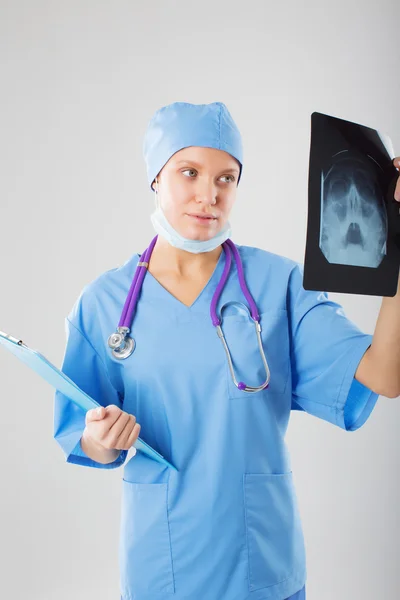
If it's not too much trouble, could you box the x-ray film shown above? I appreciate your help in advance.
[304,112,399,296]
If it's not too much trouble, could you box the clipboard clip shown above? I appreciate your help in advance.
[0,330,26,346]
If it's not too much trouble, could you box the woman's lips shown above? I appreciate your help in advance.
[187,214,217,225]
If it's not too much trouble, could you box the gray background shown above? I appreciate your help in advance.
[1,1,399,598]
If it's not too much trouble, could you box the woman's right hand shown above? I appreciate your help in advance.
[83,404,141,452]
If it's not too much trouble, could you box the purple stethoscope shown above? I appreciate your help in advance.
[107,235,270,393]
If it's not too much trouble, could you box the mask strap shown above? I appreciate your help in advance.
[154,177,160,209]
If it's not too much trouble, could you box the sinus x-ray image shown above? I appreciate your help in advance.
[304,112,399,297]
[320,150,388,268]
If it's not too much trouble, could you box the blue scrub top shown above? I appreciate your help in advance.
[54,244,379,600]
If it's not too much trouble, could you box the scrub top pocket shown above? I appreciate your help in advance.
[243,472,306,592]
[221,307,290,399]
[119,480,175,597]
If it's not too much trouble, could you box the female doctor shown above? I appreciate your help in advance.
[53,101,400,600]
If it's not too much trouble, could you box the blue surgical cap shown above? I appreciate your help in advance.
[142,101,243,191]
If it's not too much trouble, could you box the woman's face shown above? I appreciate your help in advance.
[152,146,240,240]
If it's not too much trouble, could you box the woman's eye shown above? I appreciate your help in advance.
[181,169,235,183]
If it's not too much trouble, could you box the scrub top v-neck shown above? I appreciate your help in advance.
[144,246,226,310]
[54,243,379,600]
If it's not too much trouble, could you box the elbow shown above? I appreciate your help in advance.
[384,387,400,399]
[372,382,400,398]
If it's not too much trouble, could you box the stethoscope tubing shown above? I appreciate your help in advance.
[107,236,270,392]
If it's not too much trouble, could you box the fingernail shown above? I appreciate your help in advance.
[96,407,102,415]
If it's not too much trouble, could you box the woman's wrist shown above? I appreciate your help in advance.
[81,429,121,464]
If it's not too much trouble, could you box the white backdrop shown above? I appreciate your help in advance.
[0,1,399,598]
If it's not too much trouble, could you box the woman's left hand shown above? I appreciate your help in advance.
[393,157,400,202]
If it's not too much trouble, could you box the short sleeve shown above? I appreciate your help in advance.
[53,316,128,469]
[288,263,380,431]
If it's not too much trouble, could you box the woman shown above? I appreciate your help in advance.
[54,101,382,600]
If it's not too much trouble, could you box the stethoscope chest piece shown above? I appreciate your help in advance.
[107,327,135,360]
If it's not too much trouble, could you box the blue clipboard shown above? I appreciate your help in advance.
[0,330,177,471]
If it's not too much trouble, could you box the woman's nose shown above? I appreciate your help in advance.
[194,182,217,205]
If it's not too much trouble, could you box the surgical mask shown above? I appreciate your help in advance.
[150,179,232,254]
